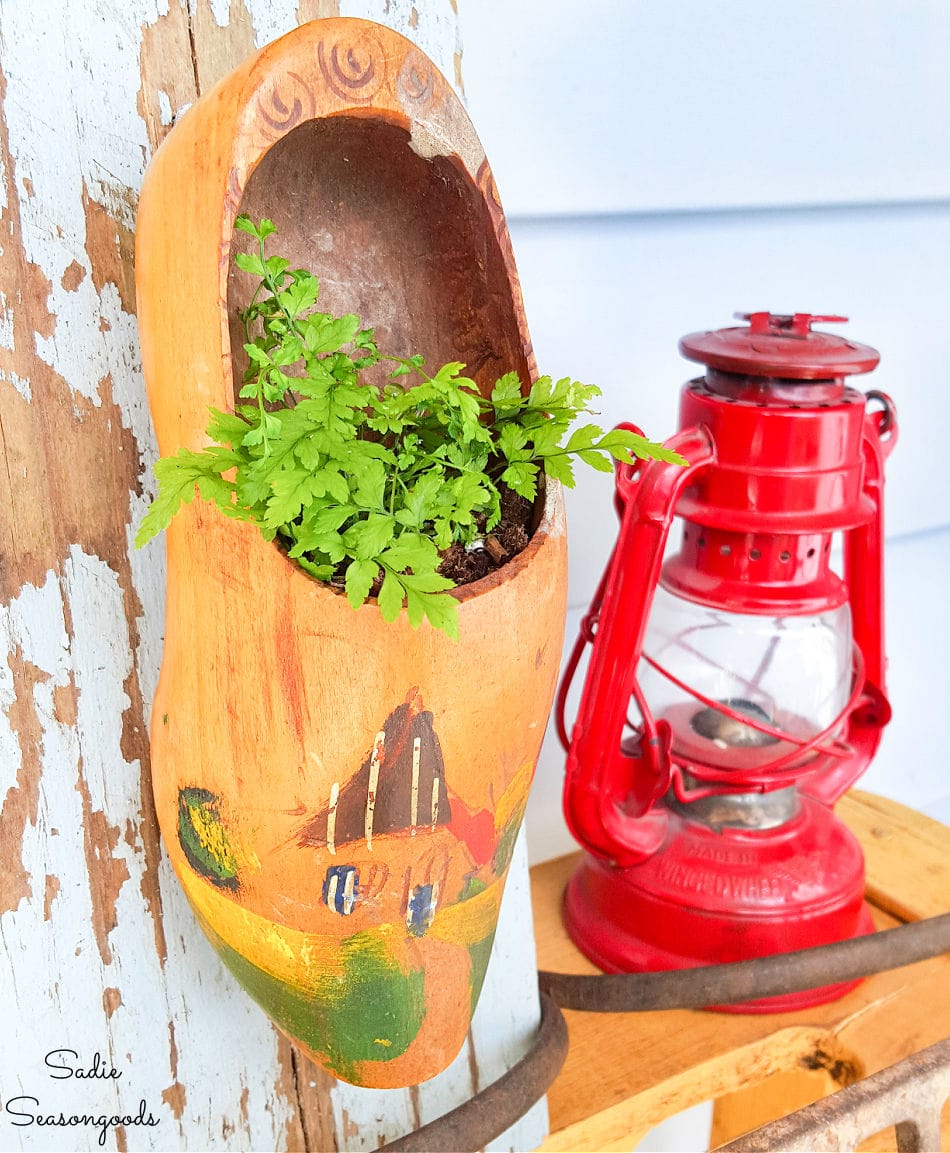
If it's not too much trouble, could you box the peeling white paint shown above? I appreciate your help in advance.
[0,582,34,804]
[0,368,31,401]
[244,0,299,47]
[98,280,158,467]
[474,830,549,1153]
[330,1057,418,1151]
[124,496,166,728]
[1,2,160,451]
[205,0,233,30]
[1,551,297,1151]
[0,2,159,406]
[63,549,136,820]
[0,289,14,350]
[0,140,7,213]
[157,90,174,126]
[0,566,104,1151]
[0,0,301,1144]
[155,850,301,1152]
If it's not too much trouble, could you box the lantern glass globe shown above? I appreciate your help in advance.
[638,585,853,775]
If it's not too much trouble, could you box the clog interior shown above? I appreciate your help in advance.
[228,115,529,401]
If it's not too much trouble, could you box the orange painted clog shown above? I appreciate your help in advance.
[136,18,567,1088]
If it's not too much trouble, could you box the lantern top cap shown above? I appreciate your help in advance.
[679,312,880,379]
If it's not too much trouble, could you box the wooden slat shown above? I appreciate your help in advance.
[837,790,950,922]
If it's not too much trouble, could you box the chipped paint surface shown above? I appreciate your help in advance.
[0,2,546,1150]
[245,0,308,45]
[1,553,298,1151]
[0,4,153,411]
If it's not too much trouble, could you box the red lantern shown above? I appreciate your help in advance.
[558,312,898,1011]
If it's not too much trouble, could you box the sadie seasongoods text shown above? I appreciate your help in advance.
[3,1050,162,1147]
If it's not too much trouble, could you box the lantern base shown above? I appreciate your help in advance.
[563,794,874,1012]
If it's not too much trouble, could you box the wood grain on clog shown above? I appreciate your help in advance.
[136,17,566,1088]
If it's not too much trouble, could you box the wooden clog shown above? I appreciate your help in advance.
[135,18,567,1088]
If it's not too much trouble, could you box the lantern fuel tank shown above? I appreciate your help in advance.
[558,313,897,1011]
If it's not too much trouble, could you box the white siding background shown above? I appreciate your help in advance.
[459,0,950,868]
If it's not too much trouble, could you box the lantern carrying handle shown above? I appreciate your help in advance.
[560,424,715,866]
[799,390,897,804]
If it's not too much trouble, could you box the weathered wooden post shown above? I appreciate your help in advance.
[0,4,550,1150]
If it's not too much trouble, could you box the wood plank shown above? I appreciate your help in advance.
[710,1067,845,1150]
[533,801,950,1153]
[837,790,950,922]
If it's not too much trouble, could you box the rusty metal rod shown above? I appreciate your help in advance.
[539,912,950,1012]
[378,991,569,1153]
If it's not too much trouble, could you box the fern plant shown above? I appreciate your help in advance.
[137,216,685,639]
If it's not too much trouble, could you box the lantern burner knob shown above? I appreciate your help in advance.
[690,698,781,749]
[735,312,848,339]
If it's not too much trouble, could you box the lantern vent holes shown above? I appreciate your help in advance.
[690,698,781,749]
[679,532,823,565]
